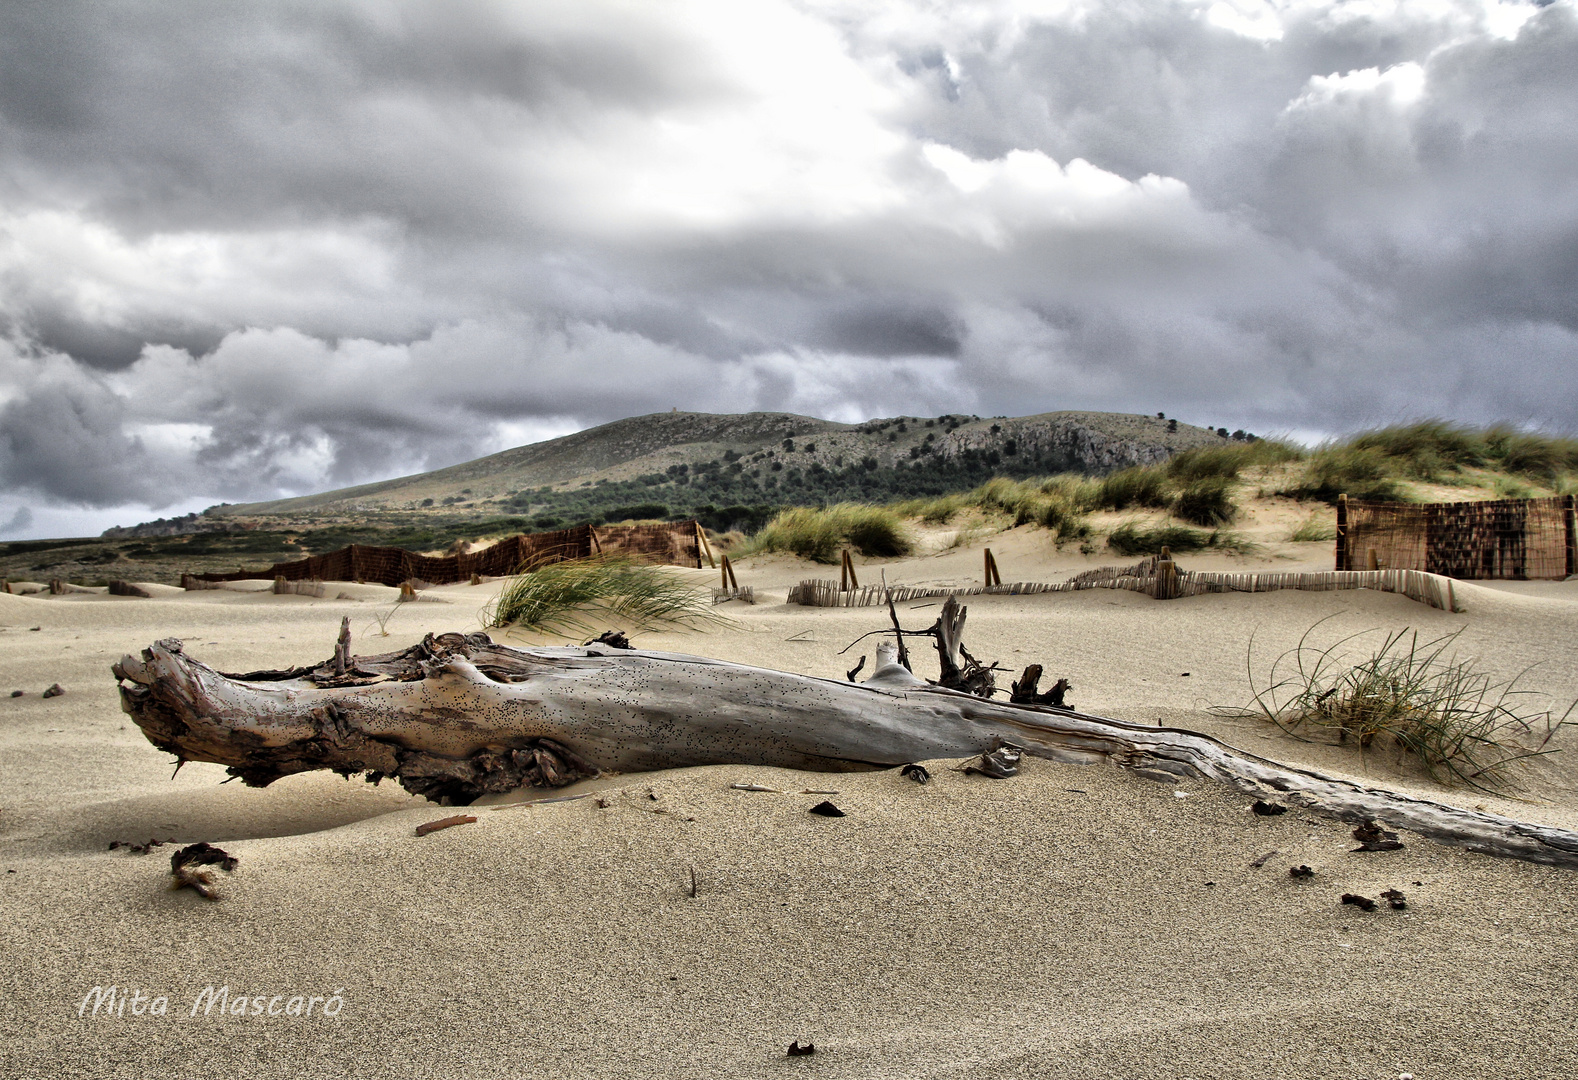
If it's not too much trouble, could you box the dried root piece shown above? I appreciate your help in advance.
[1381,888,1408,910]
[1009,665,1072,709]
[169,842,238,901]
[961,743,1022,779]
[1341,893,1378,911]
[1252,800,1288,816]
[1289,865,1315,879]
[584,630,633,650]
[1352,820,1406,852]
[787,1041,816,1057]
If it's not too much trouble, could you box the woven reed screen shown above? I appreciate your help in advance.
[193,521,703,586]
[1339,496,1576,580]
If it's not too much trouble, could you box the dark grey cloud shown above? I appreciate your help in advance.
[0,0,1574,535]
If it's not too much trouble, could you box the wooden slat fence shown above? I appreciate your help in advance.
[788,565,1461,612]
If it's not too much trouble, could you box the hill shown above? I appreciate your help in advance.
[209,409,1227,532]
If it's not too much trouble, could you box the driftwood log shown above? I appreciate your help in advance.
[113,631,1578,869]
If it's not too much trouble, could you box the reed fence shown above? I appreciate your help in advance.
[1337,494,1576,580]
[188,521,705,589]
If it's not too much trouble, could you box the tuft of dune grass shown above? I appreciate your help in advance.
[738,504,912,563]
[1105,522,1254,556]
[486,556,723,637]
[1220,622,1576,791]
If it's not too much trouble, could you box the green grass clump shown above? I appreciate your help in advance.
[1170,476,1237,526]
[1222,623,1575,791]
[1280,446,1407,504]
[893,494,966,525]
[1106,523,1212,555]
[965,477,1093,537]
[740,504,912,563]
[1349,420,1488,479]
[1166,440,1303,483]
[486,556,723,637]
[1484,426,1578,482]
[1106,522,1253,556]
[1096,466,1170,511]
[1318,419,1578,490]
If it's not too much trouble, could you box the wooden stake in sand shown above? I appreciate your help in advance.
[113,628,1578,869]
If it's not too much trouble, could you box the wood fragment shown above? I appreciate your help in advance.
[961,743,1022,779]
[415,814,477,837]
[169,842,238,900]
[1009,665,1071,708]
[334,616,351,676]
[1352,820,1406,852]
[1250,850,1278,869]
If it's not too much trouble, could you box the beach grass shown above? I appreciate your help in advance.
[738,504,913,563]
[486,556,723,636]
[1105,522,1253,556]
[1224,622,1576,790]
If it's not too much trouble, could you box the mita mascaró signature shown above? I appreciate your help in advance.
[77,985,347,1019]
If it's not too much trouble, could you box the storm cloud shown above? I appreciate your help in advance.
[2,0,1575,535]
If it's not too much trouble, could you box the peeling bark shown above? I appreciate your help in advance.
[113,631,1578,869]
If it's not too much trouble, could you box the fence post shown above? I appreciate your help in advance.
[694,521,715,569]
[1565,494,1576,578]
[1335,495,1349,571]
[1154,545,1178,600]
[984,548,1001,587]
[839,549,859,591]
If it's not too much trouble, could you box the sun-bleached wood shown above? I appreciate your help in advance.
[113,632,1578,869]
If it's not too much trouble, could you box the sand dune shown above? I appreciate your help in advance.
[3,536,1577,1078]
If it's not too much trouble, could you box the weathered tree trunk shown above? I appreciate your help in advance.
[113,632,1578,869]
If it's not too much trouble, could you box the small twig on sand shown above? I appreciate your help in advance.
[415,814,477,837]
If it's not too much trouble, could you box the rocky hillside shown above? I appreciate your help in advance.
[213,409,1226,527]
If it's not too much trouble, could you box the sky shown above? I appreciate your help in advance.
[1,0,1575,539]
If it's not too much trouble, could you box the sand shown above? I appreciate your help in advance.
[3,531,1578,1079]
